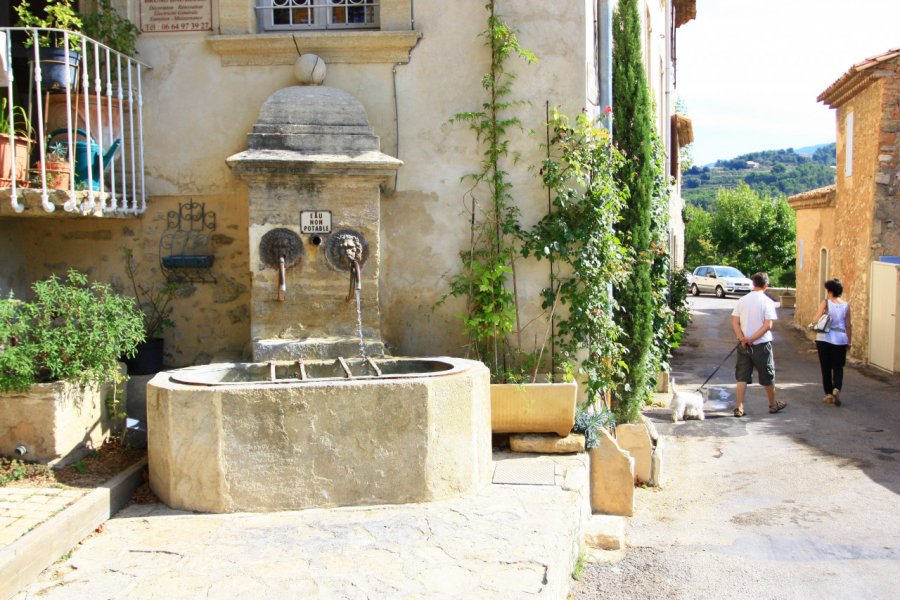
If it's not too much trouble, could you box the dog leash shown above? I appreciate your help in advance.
[695,342,741,393]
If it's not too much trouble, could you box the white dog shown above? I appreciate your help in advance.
[670,378,705,422]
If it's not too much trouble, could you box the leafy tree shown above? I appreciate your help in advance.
[685,184,796,285]
[683,204,717,268]
[611,0,657,423]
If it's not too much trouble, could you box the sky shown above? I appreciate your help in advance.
[677,0,900,165]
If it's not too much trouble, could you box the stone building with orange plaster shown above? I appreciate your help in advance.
[788,48,900,368]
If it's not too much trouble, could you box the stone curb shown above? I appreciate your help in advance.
[0,458,147,600]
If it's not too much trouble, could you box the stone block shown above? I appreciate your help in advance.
[588,429,635,517]
[509,433,585,454]
[641,415,659,444]
[650,437,664,488]
[654,370,670,393]
[125,374,154,421]
[584,514,625,551]
[615,423,653,484]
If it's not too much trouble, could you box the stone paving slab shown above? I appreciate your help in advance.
[0,488,86,547]
[14,453,590,600]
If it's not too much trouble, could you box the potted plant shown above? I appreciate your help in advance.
[0,270,144,464]
[31,140,71,190]
[0,97,33,188]
[80,0,140,57]
[123,247,178,375]
[15,0,83,91]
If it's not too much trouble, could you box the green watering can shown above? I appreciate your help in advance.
[48,128,122,190]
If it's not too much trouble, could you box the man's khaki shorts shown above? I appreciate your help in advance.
[735,341,775,386]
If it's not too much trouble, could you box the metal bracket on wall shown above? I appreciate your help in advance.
[159,200,217,283]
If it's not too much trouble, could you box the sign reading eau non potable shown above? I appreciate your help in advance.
[301,211,332,234]
[140,0,213,33]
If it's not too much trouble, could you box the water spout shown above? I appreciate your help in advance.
[277,256,286,302]
[345,259,361,303]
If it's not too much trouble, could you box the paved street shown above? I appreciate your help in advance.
[572,295,900,600]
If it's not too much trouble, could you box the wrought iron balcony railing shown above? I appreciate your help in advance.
[0,27,150,216]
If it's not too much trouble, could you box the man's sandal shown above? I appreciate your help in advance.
[769,401,787,414]
[733,408,744,417]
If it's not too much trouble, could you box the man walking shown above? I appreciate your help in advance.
[731,272,786,417]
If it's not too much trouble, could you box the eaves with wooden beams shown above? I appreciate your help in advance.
[818,47,900,108]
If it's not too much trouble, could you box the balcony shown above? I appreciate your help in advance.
[0,27,149,217]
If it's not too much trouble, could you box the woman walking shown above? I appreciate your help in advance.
[813,279,852,406]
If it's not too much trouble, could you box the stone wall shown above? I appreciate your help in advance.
[14,195,250,367]
[875,58,900,260]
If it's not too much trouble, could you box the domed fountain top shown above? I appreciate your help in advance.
[229,55,400,168]
[248,86,379,153]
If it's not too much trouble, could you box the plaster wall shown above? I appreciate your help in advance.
[794,203,836,331]
[381,0,596,356]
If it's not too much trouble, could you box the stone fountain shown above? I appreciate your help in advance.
[145,57,492,513]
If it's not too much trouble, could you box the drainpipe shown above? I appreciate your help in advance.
[386,2,423,195]
[665,0,673,180]
[598,0,613,134]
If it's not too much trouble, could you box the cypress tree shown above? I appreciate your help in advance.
[612,0,656,423]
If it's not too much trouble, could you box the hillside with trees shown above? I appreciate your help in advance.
[683,143,836,208]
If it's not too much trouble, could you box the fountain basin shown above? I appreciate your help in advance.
[146,357,491,513]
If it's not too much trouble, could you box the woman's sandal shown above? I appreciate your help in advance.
[769,401,787,414]
[733,407,744,417]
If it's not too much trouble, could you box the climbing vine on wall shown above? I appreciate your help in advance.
[522,109,628,408]
[440,1,536,379]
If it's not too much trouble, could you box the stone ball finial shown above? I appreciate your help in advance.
[294,54,326,86]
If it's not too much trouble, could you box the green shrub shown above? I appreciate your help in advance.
[0,270,145,392]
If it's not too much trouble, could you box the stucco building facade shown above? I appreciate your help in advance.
[1,0,695,367]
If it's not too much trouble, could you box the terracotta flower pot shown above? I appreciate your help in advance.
[32,161,72,190]
[0,135,31,187]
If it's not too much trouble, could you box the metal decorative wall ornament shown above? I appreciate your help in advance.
[159,200,217,283]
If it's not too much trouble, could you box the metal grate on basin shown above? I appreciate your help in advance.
[492,460,556,485]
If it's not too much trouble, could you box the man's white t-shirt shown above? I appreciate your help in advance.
[732,290,777,344]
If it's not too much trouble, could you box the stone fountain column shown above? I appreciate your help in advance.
[227,56,401,361]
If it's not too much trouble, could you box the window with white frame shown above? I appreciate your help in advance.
[257,0,380,31]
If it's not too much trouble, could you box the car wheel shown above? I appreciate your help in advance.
[715,286,726,299]
[690,284,700,296]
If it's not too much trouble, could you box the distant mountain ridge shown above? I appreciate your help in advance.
[684,143,836,208]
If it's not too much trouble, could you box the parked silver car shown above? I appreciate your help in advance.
[689,265,753,298]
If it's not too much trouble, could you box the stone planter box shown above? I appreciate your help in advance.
[491,382,577,437]
[0,381,111,466]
